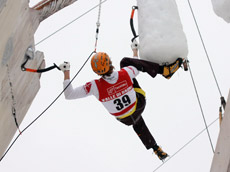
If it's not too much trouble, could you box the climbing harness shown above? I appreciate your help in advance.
[6,64,21,134]
[130,6,139,42]
[21,47,60,73]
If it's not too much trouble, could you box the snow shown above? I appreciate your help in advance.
[211,0,230,23]
[137,0,188,64]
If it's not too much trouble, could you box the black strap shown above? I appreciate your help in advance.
[36,63,59,73]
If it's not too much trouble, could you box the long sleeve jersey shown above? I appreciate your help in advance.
[63,66,139,119]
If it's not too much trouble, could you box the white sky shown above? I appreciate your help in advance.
[1,0,230,172]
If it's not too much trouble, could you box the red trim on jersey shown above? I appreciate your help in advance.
[95,69,133,101]
[95,69,136,117]
[127,66,135,75]
[84,82,92,94]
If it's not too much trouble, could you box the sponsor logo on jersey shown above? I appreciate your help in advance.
[102,81,132,102]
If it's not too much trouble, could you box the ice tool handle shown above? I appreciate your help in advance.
[21,48,60,73]
[130,6,139,42]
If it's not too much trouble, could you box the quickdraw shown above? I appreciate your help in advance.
[94,0,102,52]
[21,47,60,73]
[220,96,226,110]
[130,6,139,42]
[219,96,226,125]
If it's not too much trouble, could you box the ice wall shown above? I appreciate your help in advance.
[211,0,230,23]
[136,0,188,64]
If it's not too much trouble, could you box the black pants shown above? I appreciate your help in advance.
[117,58,160,150]
[117,89,157,150]
[120,57,161,78]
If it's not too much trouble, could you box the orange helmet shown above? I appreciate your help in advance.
[91,52,110,75]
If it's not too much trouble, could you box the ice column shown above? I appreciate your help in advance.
[211,0,230,23]
[136,0,188,64]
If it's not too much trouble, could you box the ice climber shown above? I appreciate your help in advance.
[59,40,183,161]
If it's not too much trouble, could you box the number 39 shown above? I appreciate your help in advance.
[113,95,131,110]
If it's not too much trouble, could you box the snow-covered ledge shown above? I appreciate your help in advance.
[136,0,188,64]
[211,0,230,23]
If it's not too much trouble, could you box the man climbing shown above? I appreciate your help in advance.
[59,40,183,161]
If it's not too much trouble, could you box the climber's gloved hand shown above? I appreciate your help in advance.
[59,62,70,72]
[131,39,139,50]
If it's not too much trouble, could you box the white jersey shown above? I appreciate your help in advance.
[63,66,139,118]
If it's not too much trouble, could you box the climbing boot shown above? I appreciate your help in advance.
[154,146,168,161]
[162,58,183,79]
